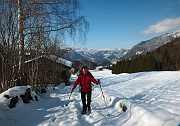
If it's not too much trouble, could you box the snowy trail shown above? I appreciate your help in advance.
[53,73,128,126]
[68,71,132,126]
[0,70,180,126]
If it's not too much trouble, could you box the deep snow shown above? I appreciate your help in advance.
[0,69,180,126]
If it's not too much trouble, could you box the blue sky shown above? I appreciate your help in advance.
[68,0,180,49]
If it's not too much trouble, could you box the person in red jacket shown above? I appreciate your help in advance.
[72,66,100,114]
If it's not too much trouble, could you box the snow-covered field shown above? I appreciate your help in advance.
[0,69,180,126]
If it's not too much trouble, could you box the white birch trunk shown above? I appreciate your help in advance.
[18,0,25,85]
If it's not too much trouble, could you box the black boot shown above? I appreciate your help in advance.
[88,107,91,112]
[81,106,87,114]
[87,102,91,112]
[81,110,86,114]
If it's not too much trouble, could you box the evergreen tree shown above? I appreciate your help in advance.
[161,48,174,70]
[147,53,158,71]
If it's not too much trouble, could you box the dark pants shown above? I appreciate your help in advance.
[81,91,91,111]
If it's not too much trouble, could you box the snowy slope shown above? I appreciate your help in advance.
[0,70,180,126]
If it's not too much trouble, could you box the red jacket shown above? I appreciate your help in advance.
[72,71,99,92]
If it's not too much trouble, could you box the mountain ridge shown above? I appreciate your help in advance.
[64,47,128,66]
[121,30,180,59]
[63,30,180,66]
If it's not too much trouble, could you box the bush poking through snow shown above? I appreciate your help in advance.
[119,102,127,112]
[1,86,38,108]
[9,96,18,108]
[20,88,33,104]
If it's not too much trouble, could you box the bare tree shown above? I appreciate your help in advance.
[0,0,19,91]
[0,0,89,91]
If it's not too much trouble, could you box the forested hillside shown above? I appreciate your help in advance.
[111,37,180,74]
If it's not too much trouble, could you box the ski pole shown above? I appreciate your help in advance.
[65,89,73,106]
[99,80,110,116]
[69,89,73,99]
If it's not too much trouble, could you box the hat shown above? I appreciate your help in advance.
[82,66,88,69]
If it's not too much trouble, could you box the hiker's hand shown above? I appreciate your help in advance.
[72,87,75,91]
[97,79,101,84]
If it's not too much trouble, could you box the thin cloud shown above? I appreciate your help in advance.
[142,17,180,35]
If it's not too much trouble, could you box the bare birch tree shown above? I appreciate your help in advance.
[0,0,19,91]
[0,0,89,91]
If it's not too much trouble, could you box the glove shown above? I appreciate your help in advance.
[97,79,101,84]
[72,87,75,91]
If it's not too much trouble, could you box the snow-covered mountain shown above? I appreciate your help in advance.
[64,30,180,65]
[64,47,128,65]
[121,30,180,59]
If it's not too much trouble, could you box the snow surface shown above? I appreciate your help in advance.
[0,69,180,126]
